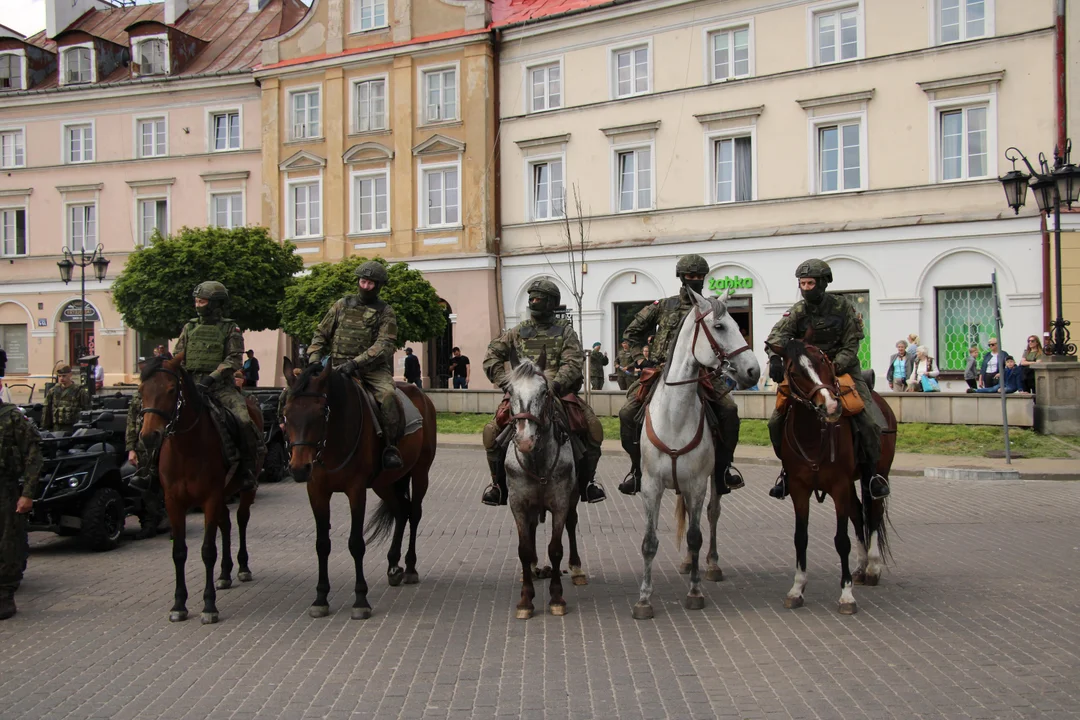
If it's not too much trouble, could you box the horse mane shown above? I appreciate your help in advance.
[292,362,325,395]
[784,338,810,366]
[141,355,203,416]
[140,355,167,382]
[508,358,545,387]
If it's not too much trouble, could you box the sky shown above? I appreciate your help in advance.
[1,0,47,36]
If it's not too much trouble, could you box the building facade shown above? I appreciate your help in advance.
[496,0,1054,389]
[0,0,305,386]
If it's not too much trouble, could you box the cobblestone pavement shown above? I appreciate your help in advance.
[3,449,1079,720]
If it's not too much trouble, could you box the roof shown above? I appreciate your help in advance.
[491,0,630,28]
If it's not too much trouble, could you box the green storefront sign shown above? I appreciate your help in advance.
[708,275,753,292]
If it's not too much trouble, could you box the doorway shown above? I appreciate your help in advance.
[427,299,453,389]
[726,295,753,346]
[68,324,95,367]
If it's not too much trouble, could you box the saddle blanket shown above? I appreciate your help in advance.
[397,388,423,437]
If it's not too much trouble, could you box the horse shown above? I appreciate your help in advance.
[633,288,761,620]
[282,358,437,620]
[501,349,587,620]
[138,354,262,624]
[772,338,894,614]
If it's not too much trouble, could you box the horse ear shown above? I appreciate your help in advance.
[509,344,520,370]
[537,346,548,372]
[767,343,784,357]
[282,356,294,387]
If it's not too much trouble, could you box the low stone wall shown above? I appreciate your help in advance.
[427,389,1036,427]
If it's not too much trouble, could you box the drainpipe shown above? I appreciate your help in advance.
[1042,213,1052,336]
[492,29,506,330]
[1056,0,1067,150]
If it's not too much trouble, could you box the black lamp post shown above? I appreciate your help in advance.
[57,243,110,364]
[1000,142,1080,358]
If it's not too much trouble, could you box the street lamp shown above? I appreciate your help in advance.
[1000,142,1079,358]
[57,243,110,368]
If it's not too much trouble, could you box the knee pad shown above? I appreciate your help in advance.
[482,422,498,450]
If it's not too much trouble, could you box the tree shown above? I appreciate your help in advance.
[536,184,589,342]
[277,257,447,348]
[112,226,304,338]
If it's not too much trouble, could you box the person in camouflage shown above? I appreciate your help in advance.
[615,339,634,390]
[41,365,90,434]
[0,397,43,620]
[765,259,889,500]
[588,342,608,391]
[617,254,745,498]
[481,278,606,506]
[307,261,403,470]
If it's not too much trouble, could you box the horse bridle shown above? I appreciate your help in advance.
[785,350,841,416]
[665,303,751,387]
[508,379,560,485]
[782,348,842,471]
[286,378,363,473]
[139,366,198,437]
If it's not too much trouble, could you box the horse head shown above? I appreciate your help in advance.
[506,358,551,455]
[775,339,841,422]
[686,287,761,388]
[138,352,188,454]
[283,361,334,483]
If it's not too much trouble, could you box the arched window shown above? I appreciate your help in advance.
[137,39,167,76]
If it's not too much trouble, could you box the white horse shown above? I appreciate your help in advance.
[633,288,761,620]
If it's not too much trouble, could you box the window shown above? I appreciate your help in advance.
[616,147,652,212]
[354,79,387,133]
[0,208,27,257]
[0,324,28,374]
[939,105,988,180]
[291,89,321,140]
[66,124,94,163]
[0,54,23,90]
[63,47,92,84]
[139,199,168,245]
[69,204,96,252]
[137,117,166,158]
[835,290,871,369]
[290,182,322,237]
[422,166,459,227]
[212,111,240,151]
[814,5,859,65]
[423,68,457,123]
[352,172,388,233]
[936,285,993,371]
[938,0,987,44]
[613,45,649,98]
[354,0,387,31]
[713,136,752,203]
[529,63,561,112]
[710,27,750,81]
[530,158,564,220]
[136,39,167,75]
[211,193,243,229]
[817,121,861,192]
[0,129,24,168]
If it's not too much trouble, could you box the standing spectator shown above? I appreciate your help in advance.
[588,342,609,391]
[0,391,44,620]
[448,347,470,389]
[41,366,90,435]
[93,361,105,391]
[615,339,634,390]
[154,344,173,360]
[403,348,422,389]
[908,346,940,392]
[885,340,913,392]
[979,338,1003,389]
[242,350,260,387]
[0,380,11,405]
[1019,334,1043,393]
[0,344,7,377]
[906,334,920,357]
[964,345,980,390]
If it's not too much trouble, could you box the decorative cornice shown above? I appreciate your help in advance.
[917,70,1006,93]
[279,150,327,171]
[199,171,250,182]
[694,106,765,124]
[126,177,176,188]
[412,134,465,156]
[796,90,875,110]
[515,133,571,149]
[343,142,394,163]
[56,183,103,193]
[601,120,661,137]
[0,188,32,198]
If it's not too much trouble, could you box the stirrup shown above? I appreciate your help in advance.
[618,469,641,496]
[481,483,506,507]
[724,466,745,490]
[583,481,607,504]
[869,474,890,500]
[768,471,788,500]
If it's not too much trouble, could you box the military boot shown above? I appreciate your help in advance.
[769,470,788,500]
[577,449,606,504]
[712,441,744,496]
[618,442,642,495]
[866,469,890,500]
[0,592,16,621]
[482,456,508,506]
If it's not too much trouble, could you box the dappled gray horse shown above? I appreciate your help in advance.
[633,288,761,620]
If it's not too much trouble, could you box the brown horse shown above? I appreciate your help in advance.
[773,338,894,614]
[138,354,261,624]
[282,359,436,619]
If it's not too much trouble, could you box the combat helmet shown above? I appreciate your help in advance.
[355,261,389,287]
[527,278,561,304]
[795,259,833,285]
[193,281,230,302]
[675,254,709,278]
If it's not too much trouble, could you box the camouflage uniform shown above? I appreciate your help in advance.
[41,380,90,434]
[481,279,605,506]
[617,254,744,497]
[615,346,635,390]
[307,261,402,468]
[125,390,165,536]
[588,346,608,391]
[0,401,43,619]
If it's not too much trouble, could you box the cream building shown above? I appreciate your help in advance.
[496,0,1055,388]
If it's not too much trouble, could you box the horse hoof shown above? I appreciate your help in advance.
[169,611,188,623]
[684,594,705,610]
[863,574,880,587]
[403,571,420,585]
[852,570,866,586]
[678,561,692,575]
[632,602,654,620]
[237,571,253,582]
[571,574,588,586]
[839,601,858,615]
[351,607,373,620]
[308,605,330,619]
[215,578,232,590]
[516,607,534,620]
[387,567,404,587]
[200,612,219,625]
[784,596,804,609]
[704,567,724,582]
[549,603,568,616]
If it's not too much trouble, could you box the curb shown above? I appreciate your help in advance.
[924,467,1022,482]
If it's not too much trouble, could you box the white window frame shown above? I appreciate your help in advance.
[137,196,169,246]
[0,50,27,91]
[610,141,655,213]
[704,127,757,204]
[0,127,26,169]
[0,206,28,257]
[608,40,652,100]
[134,115,168,159]
[132,34,169,76]
[704,20,754,83]
[66,202,97,253]
[809,111,867,194]
[63,120,95,164]
[807,0,864,67]
[350,167,390,235]
[60,42,96,85]
[351,0,388,33]
[351,74,389,134]
[208,191,245,229]
[929,93,996,183]
[526,153,566,222]
[286,177,323,239]
[524,57,563,114]
[418,160,462,229]
[207,107,242,152]
[418,63,460,124]
[932,0,993,46]
[289,86,322,141]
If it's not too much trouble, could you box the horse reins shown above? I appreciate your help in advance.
[782,351,842,473]
[509,389,560,485]
[287,376,364,474]
[664,304,751,387]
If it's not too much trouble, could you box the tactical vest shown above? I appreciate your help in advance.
[793,297,847,354]
[50,385,84,427]
[651,297,688,365]
[330,296,386,364]
[183,319,233,374]
[515,319,570,367]
[0,405,24,479]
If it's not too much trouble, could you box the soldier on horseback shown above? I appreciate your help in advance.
[617,254,745,498]
[307,261,403,470]
[481,278,606,506]
[765,259,889,500]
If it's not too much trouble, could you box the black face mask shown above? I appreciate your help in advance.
[358,283,380,304]
[196,303,221,320]
[801,283,827,306]
[681,277,705,296]
[529,295,555,322]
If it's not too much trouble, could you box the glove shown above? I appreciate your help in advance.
[769,355,785,383]
[339,359,359,376]
[198,374,216,389]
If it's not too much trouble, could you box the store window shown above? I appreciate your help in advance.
[0,323,28,374]
[936,285,993,371]
[614,301,657,349]
[835,290,871,370]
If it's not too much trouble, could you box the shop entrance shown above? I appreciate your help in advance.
[726,295,753,347]
[68,324,95,367]
[426,299,453,389]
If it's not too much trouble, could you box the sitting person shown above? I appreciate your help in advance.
[970,355,1024,394]
[907,346,940,392]
[979,338,1003,388]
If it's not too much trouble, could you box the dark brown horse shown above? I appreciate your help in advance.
[139,354,261,624]
[282,359,437,619]
[773,338,894,614]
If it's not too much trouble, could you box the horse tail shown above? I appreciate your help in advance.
[675,494,687,548]
[364,500,397,546]
[874,496,895,565]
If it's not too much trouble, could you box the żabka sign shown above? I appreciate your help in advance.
[708,275,753,291]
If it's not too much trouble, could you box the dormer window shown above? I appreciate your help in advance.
[134,38,168,76]
[63,46,93,85]
[0,53,25,90]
